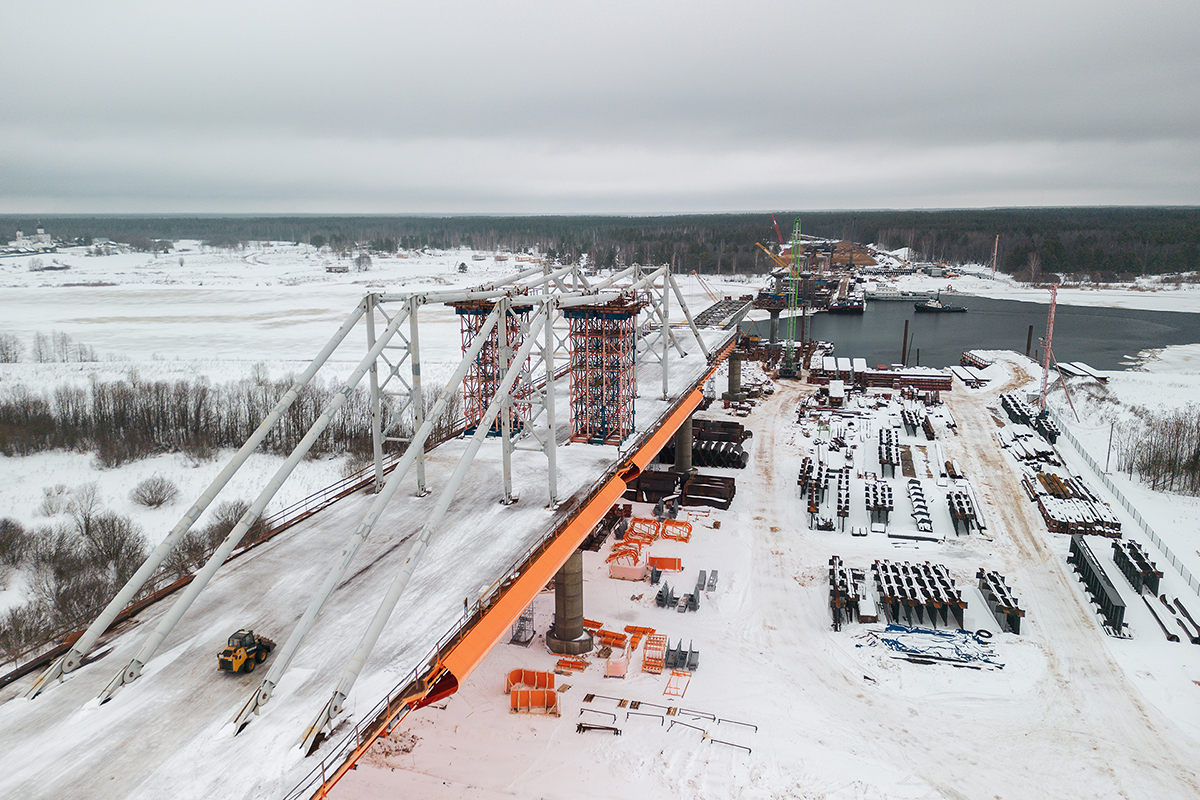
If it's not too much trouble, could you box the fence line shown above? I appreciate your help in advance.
[1049,408,1200,594]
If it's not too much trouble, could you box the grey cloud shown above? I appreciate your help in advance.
[1,1,1197,212]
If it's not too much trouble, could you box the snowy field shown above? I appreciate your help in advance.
[2,243,1200,799]
[335,357,1200,800]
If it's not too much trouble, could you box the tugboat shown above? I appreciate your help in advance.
[914,291,967,313]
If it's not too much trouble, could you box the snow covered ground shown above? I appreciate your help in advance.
[335,365,1200,800]
[3,243,1200,798]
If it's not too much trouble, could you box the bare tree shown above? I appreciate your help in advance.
[131,475,180,508]
[0,333,22,363]
[0,518,28,566]
[68,483,103,540]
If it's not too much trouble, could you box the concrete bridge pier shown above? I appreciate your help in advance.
[769,309,781,344]
[673,413,693,473]
[722,352,744,401]
[546,550,593,655]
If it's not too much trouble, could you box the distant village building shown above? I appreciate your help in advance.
[4,226,57,254]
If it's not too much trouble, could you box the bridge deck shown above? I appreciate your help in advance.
[0,329,734,800]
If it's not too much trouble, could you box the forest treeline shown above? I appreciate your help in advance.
[3,207,1198,279]
[1114,404,1200,496]
[1,372,374,465]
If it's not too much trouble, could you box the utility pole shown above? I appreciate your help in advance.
[1105,421,1114,473]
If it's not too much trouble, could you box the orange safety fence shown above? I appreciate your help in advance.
[623,625,655,651]
[660,520,693,542]
[582,619,605,632]
[510,689,560,716]
[647,556,683,572]
[505,669,555,692]
[605,543,644,564]
[555,657,589,673]
[642,634,667,675]
[626,518,661,543]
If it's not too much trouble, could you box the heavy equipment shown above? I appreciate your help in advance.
[217,629,275,674]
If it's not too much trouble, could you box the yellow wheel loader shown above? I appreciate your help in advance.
[217,629,276,674]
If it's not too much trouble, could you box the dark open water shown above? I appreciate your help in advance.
[747,296,1200,370]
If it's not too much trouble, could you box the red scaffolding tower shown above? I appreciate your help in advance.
[450,301,531,435]
[565,299,643,446]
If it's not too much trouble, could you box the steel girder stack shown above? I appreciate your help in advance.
[565,299,642,446]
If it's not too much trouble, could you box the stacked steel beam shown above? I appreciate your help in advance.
[1067,534,1126,631]
[1112,539,1162,595]
[871,559,966,628]
[878,430,900,477]
[865,478,893,524]
[828,555,863,631]
[976,569,1025,634]
[947,490,975,535]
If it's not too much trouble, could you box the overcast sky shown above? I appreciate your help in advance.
[2,1,1197,214]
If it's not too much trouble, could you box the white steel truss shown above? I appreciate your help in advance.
[22,262,711,756]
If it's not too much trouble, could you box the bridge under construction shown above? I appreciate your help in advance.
[0,263,736,800]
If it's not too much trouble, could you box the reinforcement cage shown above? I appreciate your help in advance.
[452,301,531,435]
[566,301,639,446]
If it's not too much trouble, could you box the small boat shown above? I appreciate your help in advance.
[914,291,967,313]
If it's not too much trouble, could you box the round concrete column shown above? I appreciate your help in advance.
[727,352,742,397]
[546,549,593,655]
[673,413,693,473]
[769,310,781,344]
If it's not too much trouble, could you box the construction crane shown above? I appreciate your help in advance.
[771,214,786,247]
[1039,286,1057,410]
[1037,285,1081,422]
[781,219,803,377]
[754,242,790,271]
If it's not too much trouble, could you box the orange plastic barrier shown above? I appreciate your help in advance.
[623,625,655,651]
[605,654,628,678]
[647,556,683,572]
[642,634,667,675]
[582,618,605,631]
[608,562,647,581]
[660,520,692,542]
[505,669,555,692]
[510,689,560,716]
[555,657,589,673]
[596,630,628,648]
